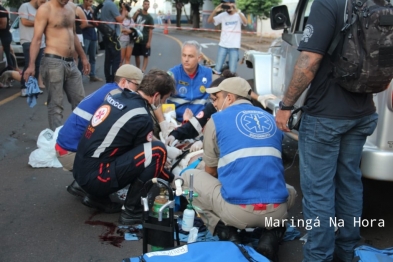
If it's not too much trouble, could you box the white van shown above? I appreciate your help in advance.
[244,0,393,181]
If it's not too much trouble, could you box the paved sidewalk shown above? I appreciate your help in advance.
[168,27,275,52]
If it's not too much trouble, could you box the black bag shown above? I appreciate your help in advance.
[328,0,393,93]
[93,3,118,40]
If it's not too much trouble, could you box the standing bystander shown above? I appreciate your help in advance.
[73,4,88,64]
[132,0,154,73]
[275,1,378,261]
[207,0,247,74]
[18,0,47,97]
[119,6,135,66]
[100,0,128,83]
[23,0,90,131]
[81,0,102,82]
[0,4,16,71]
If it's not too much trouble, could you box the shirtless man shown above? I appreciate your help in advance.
[24,0,90,131]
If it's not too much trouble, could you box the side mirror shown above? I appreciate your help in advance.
[270,5,291,31]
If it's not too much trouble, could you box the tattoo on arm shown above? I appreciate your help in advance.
[283,52,323,106]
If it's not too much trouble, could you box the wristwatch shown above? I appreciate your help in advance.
[279,101,294,110]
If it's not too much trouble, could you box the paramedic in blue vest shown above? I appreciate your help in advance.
[156,40,212,139]
[179,77,297,261]
[164,69,277,147]
[55,65,143,197]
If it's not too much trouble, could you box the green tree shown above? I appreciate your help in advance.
[3,0,24,9]
[171,0,189,28]
[212,0,281,18]
[189,0,202,28]
[212,0,281,39]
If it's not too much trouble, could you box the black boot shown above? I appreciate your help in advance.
[67,180,87,198]
[255,225,286,262]
[118,179,144,225]
[82,194,123,213]
[214,221,241,244]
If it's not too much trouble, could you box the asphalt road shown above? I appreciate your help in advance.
[0,30,392,262]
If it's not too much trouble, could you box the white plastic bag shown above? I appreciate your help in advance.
[28,127,63,168]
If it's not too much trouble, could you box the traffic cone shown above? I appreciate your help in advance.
[164,23,169,34]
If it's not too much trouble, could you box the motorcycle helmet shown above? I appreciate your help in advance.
[129,28,143,44]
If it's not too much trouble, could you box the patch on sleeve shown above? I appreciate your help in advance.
[301,24,314,43]
[91,105,111,127]
[196,111,204,119]
[146,131,153,142]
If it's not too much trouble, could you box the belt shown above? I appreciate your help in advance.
[44,54,74,62]
[240,203,281,211]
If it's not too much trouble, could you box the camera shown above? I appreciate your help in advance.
[221,4,230,10]
[119,0,131,12]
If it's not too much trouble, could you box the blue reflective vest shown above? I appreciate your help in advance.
[167,64,212,122]
[212,102,289,204]
[57,83,121,152]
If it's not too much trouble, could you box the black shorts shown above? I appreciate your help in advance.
[132,43,151,57]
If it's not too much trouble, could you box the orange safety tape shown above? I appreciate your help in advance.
[0,9,257,35]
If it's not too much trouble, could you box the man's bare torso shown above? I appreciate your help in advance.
[42,1,76,58]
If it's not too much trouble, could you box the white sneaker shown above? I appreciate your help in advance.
[20,88,27,97]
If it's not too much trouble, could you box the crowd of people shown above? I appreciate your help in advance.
[0,0,377,261]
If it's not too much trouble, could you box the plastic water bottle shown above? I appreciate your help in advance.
[181,204,195,232]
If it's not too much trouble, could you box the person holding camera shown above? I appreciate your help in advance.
[207,0,247,74]
[100,0,128,83]
[119,3,135,66]
[132,0,154,73]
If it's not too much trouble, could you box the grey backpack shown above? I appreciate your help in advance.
[328,0,393,93]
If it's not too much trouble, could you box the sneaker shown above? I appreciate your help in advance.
[89,76,103,82]
[20,88,27,97]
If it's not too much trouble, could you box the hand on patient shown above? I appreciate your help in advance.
[159,121,170,139]
[166,146,182,160]
[183,108,194,122]
[257,94,277,108]
[190,141,203,152]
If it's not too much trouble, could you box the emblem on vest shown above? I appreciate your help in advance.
[236,110,276,139]
[179,86,188,95]
[92,105,111,127]
[106,95,125,110]
[202,77,207,84]
[200,85,206,93]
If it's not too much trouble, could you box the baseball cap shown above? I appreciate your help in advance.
[115,64,143,84]
[221,0,235,3]
[206,77,251,99]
